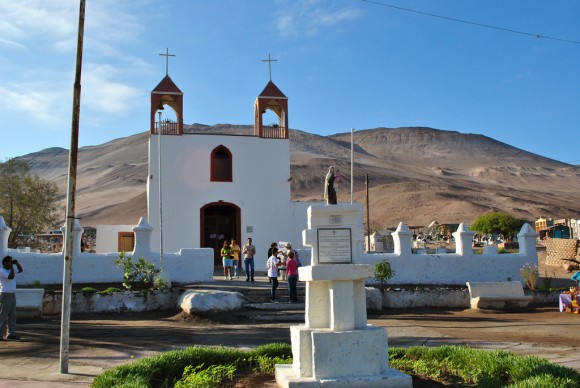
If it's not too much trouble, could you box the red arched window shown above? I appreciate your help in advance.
[211,145,232,182]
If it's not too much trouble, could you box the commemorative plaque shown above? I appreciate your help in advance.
[317,228,352,263]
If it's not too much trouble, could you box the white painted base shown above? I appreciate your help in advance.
[275,364,412,387]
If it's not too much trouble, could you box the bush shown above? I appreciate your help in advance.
[374,259,395,294]
[80,287,98,294]
[98,287,122,294]
[520,263,539,290]
[115,252,165,291]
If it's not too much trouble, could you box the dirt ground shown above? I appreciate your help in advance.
[1,247,579,387]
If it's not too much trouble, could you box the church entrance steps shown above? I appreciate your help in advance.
[245,302,306,322]
[182,275,306,322]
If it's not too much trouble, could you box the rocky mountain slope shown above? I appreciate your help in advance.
[18,125,580,230]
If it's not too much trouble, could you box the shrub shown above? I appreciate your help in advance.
[520,263,539,290]
[115,252,165,291]
[81,287,98,294]
[374,259,395,294]
[98,287,122,294]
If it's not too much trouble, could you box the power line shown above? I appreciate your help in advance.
[361,0,580,45]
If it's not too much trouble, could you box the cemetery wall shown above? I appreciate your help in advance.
[544,237,580,266]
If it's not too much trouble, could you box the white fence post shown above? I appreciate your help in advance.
[0,216,11,258]
[61,219,84,257]
[453,223,475,258]
[132,217,153,260]
[518,223,538,259]
[392,222,412,256]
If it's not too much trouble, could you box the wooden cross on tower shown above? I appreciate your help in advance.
[261,53,278,81]
[159,48,176,76]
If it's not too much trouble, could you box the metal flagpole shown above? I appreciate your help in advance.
[158,110,164,270]
[350,128,354,204]
[60,0,85,374]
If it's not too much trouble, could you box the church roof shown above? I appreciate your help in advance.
[259,81,286,98]
[152,75,183,94]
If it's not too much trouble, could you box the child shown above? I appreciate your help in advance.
[267,248,281,302]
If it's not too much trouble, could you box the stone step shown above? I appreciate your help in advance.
[247,302,305,310]
[249,312,305,322]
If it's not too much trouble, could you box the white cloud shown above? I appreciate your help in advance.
[275,0,362,37]
[0,80,69,124]
[82,63,140,115]
[0,0,77,51]
[0,0,152,127]
[0,0,149,54]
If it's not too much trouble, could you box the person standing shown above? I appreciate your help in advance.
[286,251,299,303]
[324,166,337,205]
[0,255,23,340]
[242,238,256,282]
[230,239,241,278]
[267,242,277,283]
[267,248,281,302]
[221,240,233,280]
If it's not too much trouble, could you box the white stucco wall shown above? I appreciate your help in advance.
[96,224,134,253]
[6,248,213,286]
[147,133,317,269]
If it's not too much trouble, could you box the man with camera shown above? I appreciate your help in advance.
[1,255,23,340]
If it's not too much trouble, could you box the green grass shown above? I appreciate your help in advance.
[92,344,580,388]
[91,343,292,388]
[390,345,580,387]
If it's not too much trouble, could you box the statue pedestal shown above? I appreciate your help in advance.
[275,205,411,387]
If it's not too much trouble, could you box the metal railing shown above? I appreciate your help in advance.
[154,120,180,135]
[261,125,287,139]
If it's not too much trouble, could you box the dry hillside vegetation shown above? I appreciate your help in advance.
[19,125,580,230]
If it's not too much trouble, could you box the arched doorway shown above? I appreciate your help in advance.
[200,202,240,266]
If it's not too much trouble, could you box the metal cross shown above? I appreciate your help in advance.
[261,53,278,81]
[159,48,176,76]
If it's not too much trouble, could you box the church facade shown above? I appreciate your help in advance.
[147,75,314,265]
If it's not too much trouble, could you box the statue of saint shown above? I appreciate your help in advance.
[324,166,337,205]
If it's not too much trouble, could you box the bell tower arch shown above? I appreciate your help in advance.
[254,54,288,139]
[150,75,184,135]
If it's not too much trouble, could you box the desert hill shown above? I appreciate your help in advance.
[18,125,580,230]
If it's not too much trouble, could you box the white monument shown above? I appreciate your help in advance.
[275,204,412,387]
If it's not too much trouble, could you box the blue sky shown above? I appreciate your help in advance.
[1,0,579,164]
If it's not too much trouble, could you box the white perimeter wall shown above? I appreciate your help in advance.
[5,249,213,286]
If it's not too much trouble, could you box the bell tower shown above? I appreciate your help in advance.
[254,53,288,139]
[150,49,183,135]
[150,75,184,135]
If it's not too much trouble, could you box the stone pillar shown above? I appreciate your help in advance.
[517,223,538,259]
[392,222,412,256]
[276,204,412,387]
[0,216,11,259]
[132,217,153,259]
[453,223,475,258]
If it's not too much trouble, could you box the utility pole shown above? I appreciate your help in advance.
[350,128,354,204]
[365,174,370,252]
[60,0,85,374]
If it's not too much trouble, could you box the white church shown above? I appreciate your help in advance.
[146,71,316,265]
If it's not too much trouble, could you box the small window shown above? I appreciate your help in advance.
[211,145,232,182]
